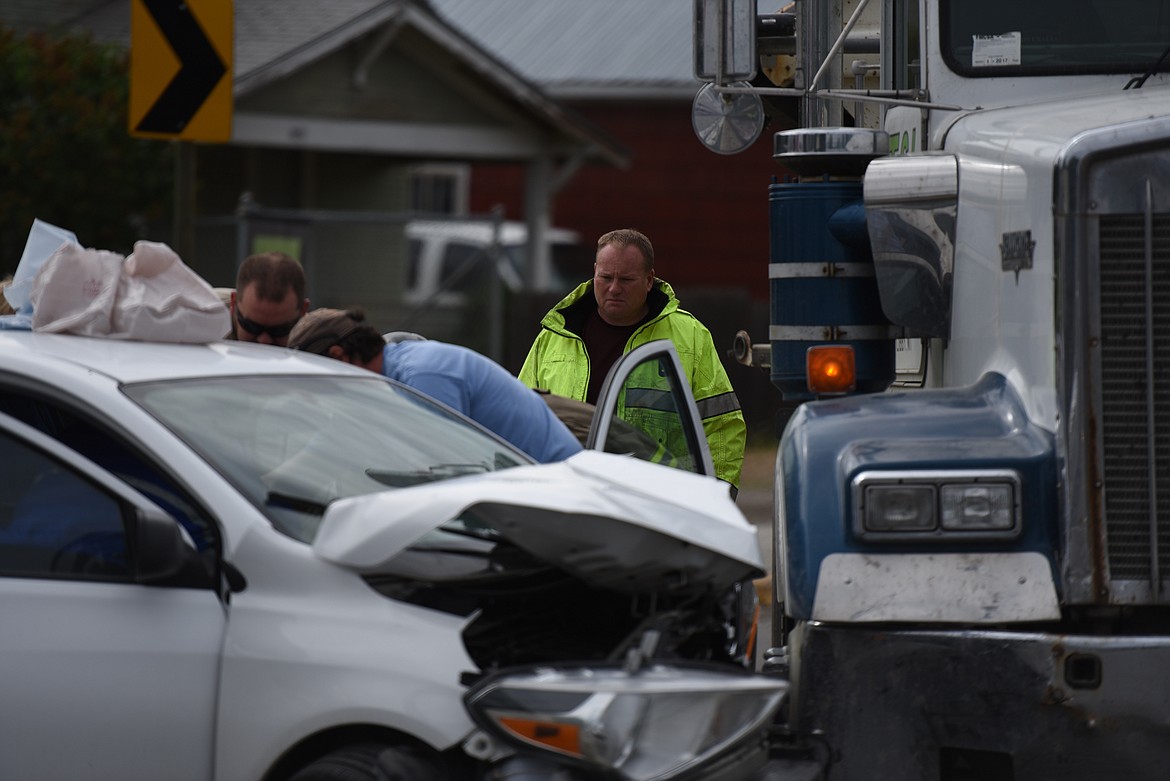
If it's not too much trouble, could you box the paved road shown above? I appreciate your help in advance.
[737,483,776,667]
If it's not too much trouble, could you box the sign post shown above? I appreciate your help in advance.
[129,0,233,142]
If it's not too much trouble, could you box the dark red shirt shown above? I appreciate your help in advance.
[582,308,650,403]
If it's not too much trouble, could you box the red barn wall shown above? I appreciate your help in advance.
[468,101,784,301]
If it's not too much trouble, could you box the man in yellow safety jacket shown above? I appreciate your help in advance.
[519,228,746,494]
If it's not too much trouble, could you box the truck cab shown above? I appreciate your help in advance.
[697,1,1170,778]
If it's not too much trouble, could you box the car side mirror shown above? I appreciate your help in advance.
[133,505,197,585]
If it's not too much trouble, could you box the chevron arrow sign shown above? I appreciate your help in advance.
[130,0,233,141]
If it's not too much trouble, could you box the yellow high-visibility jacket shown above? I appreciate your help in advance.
[519,278,746,489]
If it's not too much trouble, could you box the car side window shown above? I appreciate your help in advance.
[0,392,220,558]
[607,356,702,472]
[0,429,129,579]
[587,340,715,479]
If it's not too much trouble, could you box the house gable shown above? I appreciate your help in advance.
[233,21,564,160]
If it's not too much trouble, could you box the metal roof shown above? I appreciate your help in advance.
[426,0,703,100]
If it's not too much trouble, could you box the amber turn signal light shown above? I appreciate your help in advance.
[807,345,856,394]
[497,716,584,757]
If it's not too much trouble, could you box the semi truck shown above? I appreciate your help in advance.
[694,1,1170,778]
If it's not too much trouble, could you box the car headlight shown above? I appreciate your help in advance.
[724,579,761,668]
[852,469,1021,541]
[463,663,786,780]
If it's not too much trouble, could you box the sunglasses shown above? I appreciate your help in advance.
[235,309,301,339]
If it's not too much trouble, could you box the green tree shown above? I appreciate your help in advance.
[0,25,173,275]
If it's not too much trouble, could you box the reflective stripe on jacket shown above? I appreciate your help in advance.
[518,278,746,489]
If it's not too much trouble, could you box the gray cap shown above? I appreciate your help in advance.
[286,308,363,354]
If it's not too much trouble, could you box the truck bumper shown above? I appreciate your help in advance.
[787,622,1170,781]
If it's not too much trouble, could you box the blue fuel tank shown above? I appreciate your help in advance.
[768,176,895,400]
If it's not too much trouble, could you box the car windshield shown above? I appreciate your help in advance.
[124,375,527,543]
[940,1,1170,77]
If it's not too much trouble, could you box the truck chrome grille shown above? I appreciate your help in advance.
[1099,214,1170,582]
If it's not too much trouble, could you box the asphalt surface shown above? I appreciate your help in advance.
[737,447,776,665]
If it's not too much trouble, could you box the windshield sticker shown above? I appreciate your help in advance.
[972,32,1022,67]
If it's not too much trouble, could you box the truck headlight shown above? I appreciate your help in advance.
[940,483,1015,530]
[853,470,1021,540]
[862,483,936,530]
[463,663,786,780]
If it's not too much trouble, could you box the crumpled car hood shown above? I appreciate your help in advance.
[313,450,764,594]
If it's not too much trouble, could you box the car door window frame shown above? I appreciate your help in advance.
[0,410,204,584]
[586,339,716,478]
[0,375,226,594]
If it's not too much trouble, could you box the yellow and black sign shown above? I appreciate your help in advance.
[129,0,233,141]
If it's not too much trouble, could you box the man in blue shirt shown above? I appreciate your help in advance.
[287,308,581,464]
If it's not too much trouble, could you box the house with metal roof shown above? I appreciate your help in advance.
[2,0,628,337]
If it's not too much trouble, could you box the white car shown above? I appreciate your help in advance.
[0,332,781,781]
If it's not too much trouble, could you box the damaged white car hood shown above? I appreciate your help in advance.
[314,450,764,594]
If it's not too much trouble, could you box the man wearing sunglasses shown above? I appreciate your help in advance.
[229,251,309,346]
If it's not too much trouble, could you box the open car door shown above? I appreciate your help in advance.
[586,339,716,479]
